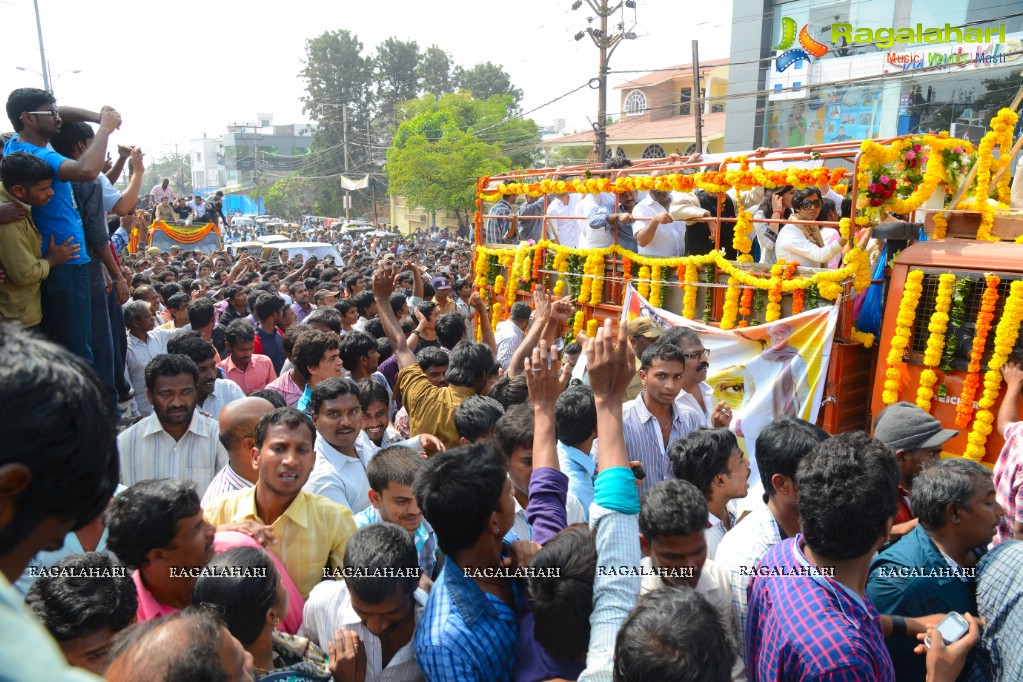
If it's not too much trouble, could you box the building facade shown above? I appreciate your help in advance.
[726,0,1022,152]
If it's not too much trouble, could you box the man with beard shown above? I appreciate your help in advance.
[166,331,243,420]
[106,479,216,621]
[661,326,733,430]
[289,281,316,323]
[735,322,809,487]
[639,479,746,681]
[204,407,356,599]
[117,354,229,496]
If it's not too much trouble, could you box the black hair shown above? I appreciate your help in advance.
[364,318,385,340]
[377,336,393,363]
[494,403,534,459]
[224,319,255,346]
[417,346,449,371]
[488,374,529,409]
[0,151,52,189]
[248,388,287,409]
[292,329,339,382]
[640,342,686,371]
[356,378,390,413]
[509,301,532,321]
[345,275,361,292]
[417,300,438,323]
[49,121,94,158]
[6,87,55,131]
[389,292,407,316]
[526,525,597,660]
[414,444,508,554]
[166,331,216,365]
[339,331,376,372]
[282,324,309,359]
[445,340,495,389]
[304,277,321,292]
[911,458,991,530]
[143,353,199,392]
[26,552,137,641]
[756,417,829,499]
[756,185,794,218]
[792,186,823,207]
[288,281,307,296]
[310,377,358,415]
[454,396,505,442]
[333,300,355,318]
[0,325,118,550]
[435,312,466,350]
[562,341,581,358]
[305,306,343,334]
[253,293,285,322]
[183,297,215,329]
[254,407,316,449]
[639,480,708,540]
[353,290,376,317]
[658,326,701,355]
[107,607,228,682]
[106,479,202,569]
[797,431,898,560]
[366,445,424,493]
[160,283,182,302]
[422,282,435,300]
[555,385,596,447]
[613,587,735,682]
[320,267,341,282]
[817,198,838,221]
[668,429,739,498]
[343,523,420,603]
[191,547,277,649]
[454,278,471,292]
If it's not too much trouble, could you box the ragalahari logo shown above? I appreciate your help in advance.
[775,17,830,72]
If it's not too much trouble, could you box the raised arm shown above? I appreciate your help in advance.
[508,287,551,377]
[110,148,145,217]
[373,263,417,369]
[524,339,568,543]
[106,145,130,185]
[57,107,122,182]
[469,291,497,353]
[588,318,634,472]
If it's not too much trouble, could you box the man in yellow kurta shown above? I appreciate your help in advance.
[0,152,80,327]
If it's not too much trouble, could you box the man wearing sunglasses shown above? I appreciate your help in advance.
[4,88,121,362]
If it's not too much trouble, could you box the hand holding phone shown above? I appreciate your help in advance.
[923,612,969,649]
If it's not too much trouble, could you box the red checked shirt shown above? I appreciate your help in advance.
[993,421,1023,545]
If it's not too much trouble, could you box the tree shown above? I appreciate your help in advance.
[453,62,523,110]
[140,152,192,198]
[263,174,321,220]
[417,45,454,97]
[386,92,539,230]
[374,38,421,128]
[300,29,375,217]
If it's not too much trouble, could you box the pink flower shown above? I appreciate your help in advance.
[954,146,964,154]
[868,183,879,194]
[905,151,916,161]
[880,175,890,184]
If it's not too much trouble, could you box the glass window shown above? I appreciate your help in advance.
[680,87,692,116]
[642,144,666,159]
[625,90,647,116]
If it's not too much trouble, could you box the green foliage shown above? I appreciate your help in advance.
[453,62,523,110]
[417,45,453,97]
[263,174,321,221]
[374,38,422,127]
[140,153,192,197]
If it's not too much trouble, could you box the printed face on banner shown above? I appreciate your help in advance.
[622,285,839,493]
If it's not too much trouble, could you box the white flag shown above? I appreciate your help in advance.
[340,174,369,191]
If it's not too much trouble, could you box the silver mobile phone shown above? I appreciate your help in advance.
[924,611,969,649]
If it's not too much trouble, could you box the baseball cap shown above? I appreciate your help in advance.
[314,289,340,301]
[874,401,959,451]
[146,246,160,256]
[170,245,181,251]
[626,317,663,340]
[431,276,451,290]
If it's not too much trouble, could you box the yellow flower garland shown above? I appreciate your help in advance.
[965,280,1023,460]
[586,318,599,338]
[650,265,663,309]
[733,211,754,263]
[970,108,1018,242]
[915,273,956,411]
[838,217,851,242]
[553,280,566,296]
[682,263,698,319]
[720,276,742,330]
[637,266,650,300]
[850,329,875,348]
[882,270,924,404]
[572,310,585,337]
[493,275,505,295]
[491,303,503,331]
[932,213,948,240]
[766,262,785,323]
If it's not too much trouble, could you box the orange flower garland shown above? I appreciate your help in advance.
[882,270,924,404]
[956,275,999,428]
[682,263,698,319]
[791,289,806,315]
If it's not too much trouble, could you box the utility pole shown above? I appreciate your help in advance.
[573,0,637,162]
[367,117,378,225]
[342,106,350,223]
[32,0,50,91]
[692,40,703,154]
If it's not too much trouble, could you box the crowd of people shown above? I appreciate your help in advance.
[2,85,1023,682]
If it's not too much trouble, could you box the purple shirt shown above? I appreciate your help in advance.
[512,467,586,682]
[291,301,316,323]
[745,536,895,682]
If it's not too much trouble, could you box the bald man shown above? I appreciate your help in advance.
[104,607,253,682]
[201,396,275,508]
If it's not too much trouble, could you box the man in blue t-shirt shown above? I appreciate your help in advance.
[3,88,121,361]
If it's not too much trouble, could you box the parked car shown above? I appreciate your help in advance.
[259,241,342,263]
[256,234,290,244]
[228,241,265,257]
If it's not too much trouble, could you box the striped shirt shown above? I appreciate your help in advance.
[414,557,521,682]
[993,421,1023,546]
[117,411,228,497]
[353,506,438,577]
[204,487,355,600]
[199,378,246,421]
[620,392,702,494]
[303,581,426,682]
[266,370,305,406]
[200,464,255,509]
[483,199,512,245]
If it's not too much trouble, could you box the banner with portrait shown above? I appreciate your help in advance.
[621,284,839,495]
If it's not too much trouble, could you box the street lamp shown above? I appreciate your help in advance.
[15,66,81,90]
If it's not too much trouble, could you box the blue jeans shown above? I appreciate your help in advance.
[40,264,93,363]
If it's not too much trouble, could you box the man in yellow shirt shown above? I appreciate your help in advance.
[204,406,355,599]
[0,152,80,327]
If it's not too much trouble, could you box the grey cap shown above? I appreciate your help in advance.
[874,401,958,451]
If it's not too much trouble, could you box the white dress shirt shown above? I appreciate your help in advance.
[774,224,842,267]
[494,319,525,370]
[546,194,581,248]
[199,378,246,421]
[305,432,377,513]
[302,581,427,682]
[509,488,587,542]
[576,193,614,249]
[125,327,176,417]
[676,381,717,428]
[632,194,685,257]
[118,411,229,497]
[200,464,255,510]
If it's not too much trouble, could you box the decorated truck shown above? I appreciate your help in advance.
[128,219,223,255]
[470,105,1023,468]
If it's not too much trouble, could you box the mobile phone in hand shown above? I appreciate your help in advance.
[631,464,646,481]
[924,611,969,648]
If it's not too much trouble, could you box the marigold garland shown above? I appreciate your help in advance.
[491,303,503,331]
[553,280,566,297]
[650,265,664,309]
[956,275,999,428]
[572,310,585,337]
[882,270,924,404]
[915,273,956,411]
[791,289,806,315]
[850,329,875,348]
[586,318,599,339]
[969,108,1018,242]
[493,275,505,295]
[965,279,1023,460]
[733,211,754,263]
[932,213,948,240]
[637,266,651,300]
[682,263,699,319]
[720,276,742,330]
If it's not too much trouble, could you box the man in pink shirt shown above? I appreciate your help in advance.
[219,319,276,394]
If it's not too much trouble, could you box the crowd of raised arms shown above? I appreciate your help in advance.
[2,86,1023,682]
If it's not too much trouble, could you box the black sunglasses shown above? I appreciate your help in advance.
[797,199,822,210]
